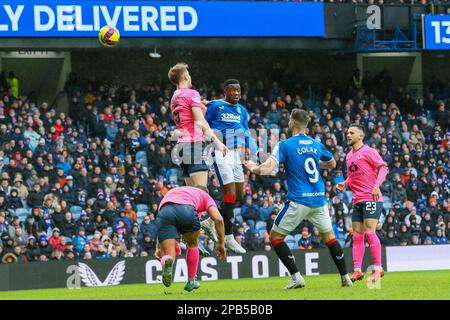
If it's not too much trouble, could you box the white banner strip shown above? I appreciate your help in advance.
[386,245,450,272]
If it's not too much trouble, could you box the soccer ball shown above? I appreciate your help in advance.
[98,25,120,47]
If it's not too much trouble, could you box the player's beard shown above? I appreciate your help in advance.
[347,138,355,147]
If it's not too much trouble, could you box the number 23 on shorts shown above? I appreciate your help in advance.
[365,201,376,214]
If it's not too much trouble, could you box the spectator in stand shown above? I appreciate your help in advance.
[433,229,448,245]
[310,227,324,249]
[141,233,156,256]
[0,212,9,236]
[89,230,102,253]
[297,227,312,250]
[240,195,260,231]
[383,230,400,246]
[246,232,263,251]
[25,236,40,262]
[14,245,27,263]
[423,236,433,245]
[75,227,88,253]
[38,234,53,259]
[76,211,96,236]
[259,198,274,222]
[140,214,157,240]
[61,212,77,238]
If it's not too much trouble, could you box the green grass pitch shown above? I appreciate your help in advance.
[1,270,449,300]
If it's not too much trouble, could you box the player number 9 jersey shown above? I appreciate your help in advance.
[271,133,333,208]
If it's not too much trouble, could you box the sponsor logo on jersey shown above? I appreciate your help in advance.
[297,146,318,155]
[191,97,201,104]
[302,192,325,197]
[298,140,313,145]
[220,113,241,122]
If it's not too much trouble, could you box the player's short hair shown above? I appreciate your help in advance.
[168,62,189,85]
[223,79,240,88]
[290,109,310,129]
[349,123,365,134]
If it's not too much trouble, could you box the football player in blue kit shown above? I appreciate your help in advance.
[245,109,352,289]
[200,79,261,254]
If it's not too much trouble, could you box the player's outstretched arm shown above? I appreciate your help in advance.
[192,107,228,156]
[207,206,226,260]
[319,158,336,169]
[245,157,278,176]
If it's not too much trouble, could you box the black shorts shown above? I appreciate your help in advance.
[175,142,209,178]
[155,203,201,241]
[352,201,383,222]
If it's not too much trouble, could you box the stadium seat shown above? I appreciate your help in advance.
[137,211,147,218]
[166,167,179,184]
[15,208,29,219]
[137,211,148,225]
[345,191,353,203]
[70,205,82,215]
[234,215,243,225]
[72,212,81,221]
[255,221,267,237]
[255,221,267,231]
[258,228,267,238]
[285,235,296,250]
[136,151,148,167]
[136,204,149,213]
[383,197,393,211]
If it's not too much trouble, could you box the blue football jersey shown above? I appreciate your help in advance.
[205,100,258,153]
[271,133,333,207]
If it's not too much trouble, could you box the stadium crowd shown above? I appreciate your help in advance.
[0,66,448,264]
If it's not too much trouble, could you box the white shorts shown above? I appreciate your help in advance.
[209,149,245,186]
[272,200,333,235]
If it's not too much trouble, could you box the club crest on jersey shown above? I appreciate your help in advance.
[349,162,359,172]
[357,153,362,159]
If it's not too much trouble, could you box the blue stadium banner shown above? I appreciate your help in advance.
[423,14,450,50]
[0,1,325,37]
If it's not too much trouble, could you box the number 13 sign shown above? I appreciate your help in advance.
[424,14,450,50]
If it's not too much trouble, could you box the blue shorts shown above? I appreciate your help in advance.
[155,203,201,241]
[176,142,209,178]
[352,201,383,222]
